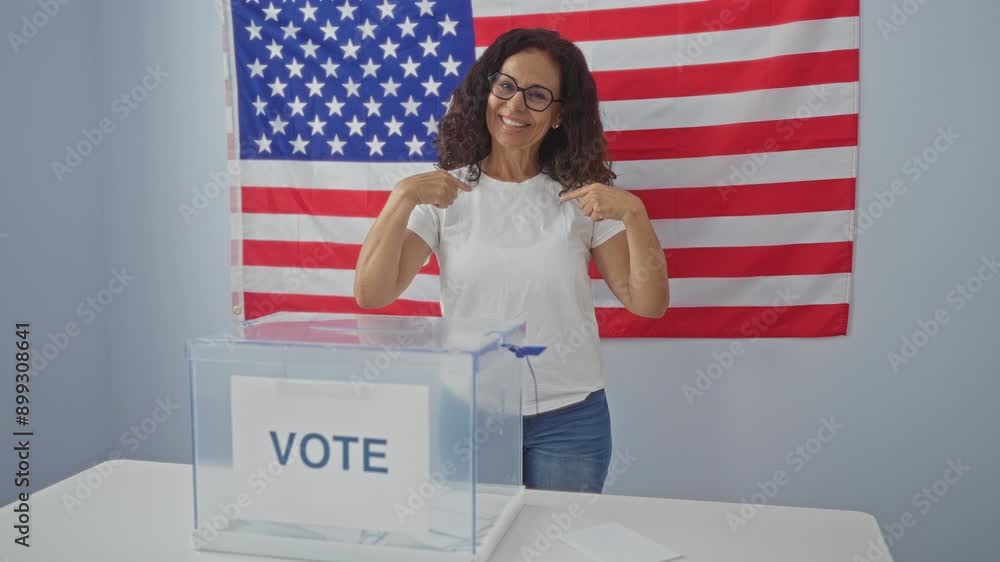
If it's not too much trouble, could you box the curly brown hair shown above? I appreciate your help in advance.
[433,28,616,192]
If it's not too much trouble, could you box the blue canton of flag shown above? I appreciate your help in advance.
[231,0,476,162]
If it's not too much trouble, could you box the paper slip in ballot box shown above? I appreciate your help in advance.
[186,312,534,562]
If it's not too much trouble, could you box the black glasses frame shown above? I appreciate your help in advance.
[487,72,563,112]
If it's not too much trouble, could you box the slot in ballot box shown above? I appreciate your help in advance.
[186,312,530,562]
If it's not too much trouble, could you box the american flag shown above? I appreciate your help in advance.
[224,0,859,338]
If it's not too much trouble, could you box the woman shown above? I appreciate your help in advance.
[354,28,668,494]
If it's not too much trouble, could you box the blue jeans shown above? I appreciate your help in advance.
[522,389,612,493]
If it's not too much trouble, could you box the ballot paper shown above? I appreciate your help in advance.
[560,521,683,562]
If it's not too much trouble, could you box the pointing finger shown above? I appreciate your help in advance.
[559,188,587,202]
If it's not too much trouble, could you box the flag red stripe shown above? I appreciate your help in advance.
[472,0,859,45]
[244,241,849,278]
[594,49,858,101]
[243,187,392,217]
[242,178,854,219]
[243,292,849,337]
[587,242,853,279]
[242,240,441,274]
[608,114,858,161]
[594,304,849,337]
[244,292,441,320]
[634,179,856,219]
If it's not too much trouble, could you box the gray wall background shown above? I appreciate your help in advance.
[2,2,997,561]
[0,0,114,507]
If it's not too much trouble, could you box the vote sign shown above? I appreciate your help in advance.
[230,376,430,533]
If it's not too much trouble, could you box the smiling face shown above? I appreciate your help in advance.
[485,49,562,154]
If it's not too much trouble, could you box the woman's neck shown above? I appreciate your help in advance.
[480,149,541,183]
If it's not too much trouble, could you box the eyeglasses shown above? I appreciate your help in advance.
[488,72,562,112]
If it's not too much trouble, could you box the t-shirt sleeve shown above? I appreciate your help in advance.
[406,203,440,251]
[591,218,626,248]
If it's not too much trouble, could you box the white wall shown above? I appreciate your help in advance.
[0,0,113,503]
[97,0,233,467]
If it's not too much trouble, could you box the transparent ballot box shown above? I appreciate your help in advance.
[186,312,529,562]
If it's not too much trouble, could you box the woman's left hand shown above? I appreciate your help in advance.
[559,183,643,222]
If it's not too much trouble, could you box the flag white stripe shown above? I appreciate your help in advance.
[617,147,857,189]
[238,160,438,191]
[601,83,858,131]
[242,266,849,308]
[656,211,851,248]
[242,210,851,248]
[470,0,710,18]
[239,146,855,191]
[475,18,858,71]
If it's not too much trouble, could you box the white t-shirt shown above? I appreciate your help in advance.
[406,169,626,413]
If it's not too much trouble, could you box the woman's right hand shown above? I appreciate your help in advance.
[396,169,472,209]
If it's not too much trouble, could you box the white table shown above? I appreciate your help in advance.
[2,460,891,561]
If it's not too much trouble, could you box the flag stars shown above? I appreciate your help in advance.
[342,76,361,97]
[320,20,339,41]
[440,55,461,77]
[280,20,301,40]
[363,96,382,117]
[401,95,421,116]
[361,58,381,78]
[380,77,401,97]
[379,37,399,59]
[299,1,318,22]
[300,39,320,59]
[337,0,357,21]
[245,20,263,41]
[415,0,434,16]
[423,114,440,135]
[285,58,304,78]
[307,115,327,135]
[241,3,470,160]
[397,17,418,38]
[400,56,420,78]
[438,15,458,37]
[357,19,378,40]
[251,95,267,115]
[255,133,272,153]
[366,134,386,156]
[405,135,425,156]
[419,36,439,57]
[287,96,307,117]
[346,115,366,136]
[262,2,281,22]
[269,114,289,135]
[290,134,310,154]
[325,95,345,116]
[268,76,287,97]
[247,58,266,78]
[327,134,346,155]
[341,39,361,59]
[376,0,396,20]
[265,39,283,59]
[305,76,325,97]
[384,115,404,136]
[421,75,443,96]
[320,58,340,78]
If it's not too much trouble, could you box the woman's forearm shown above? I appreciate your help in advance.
[622,207,669,317]
[354,187,417,308]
